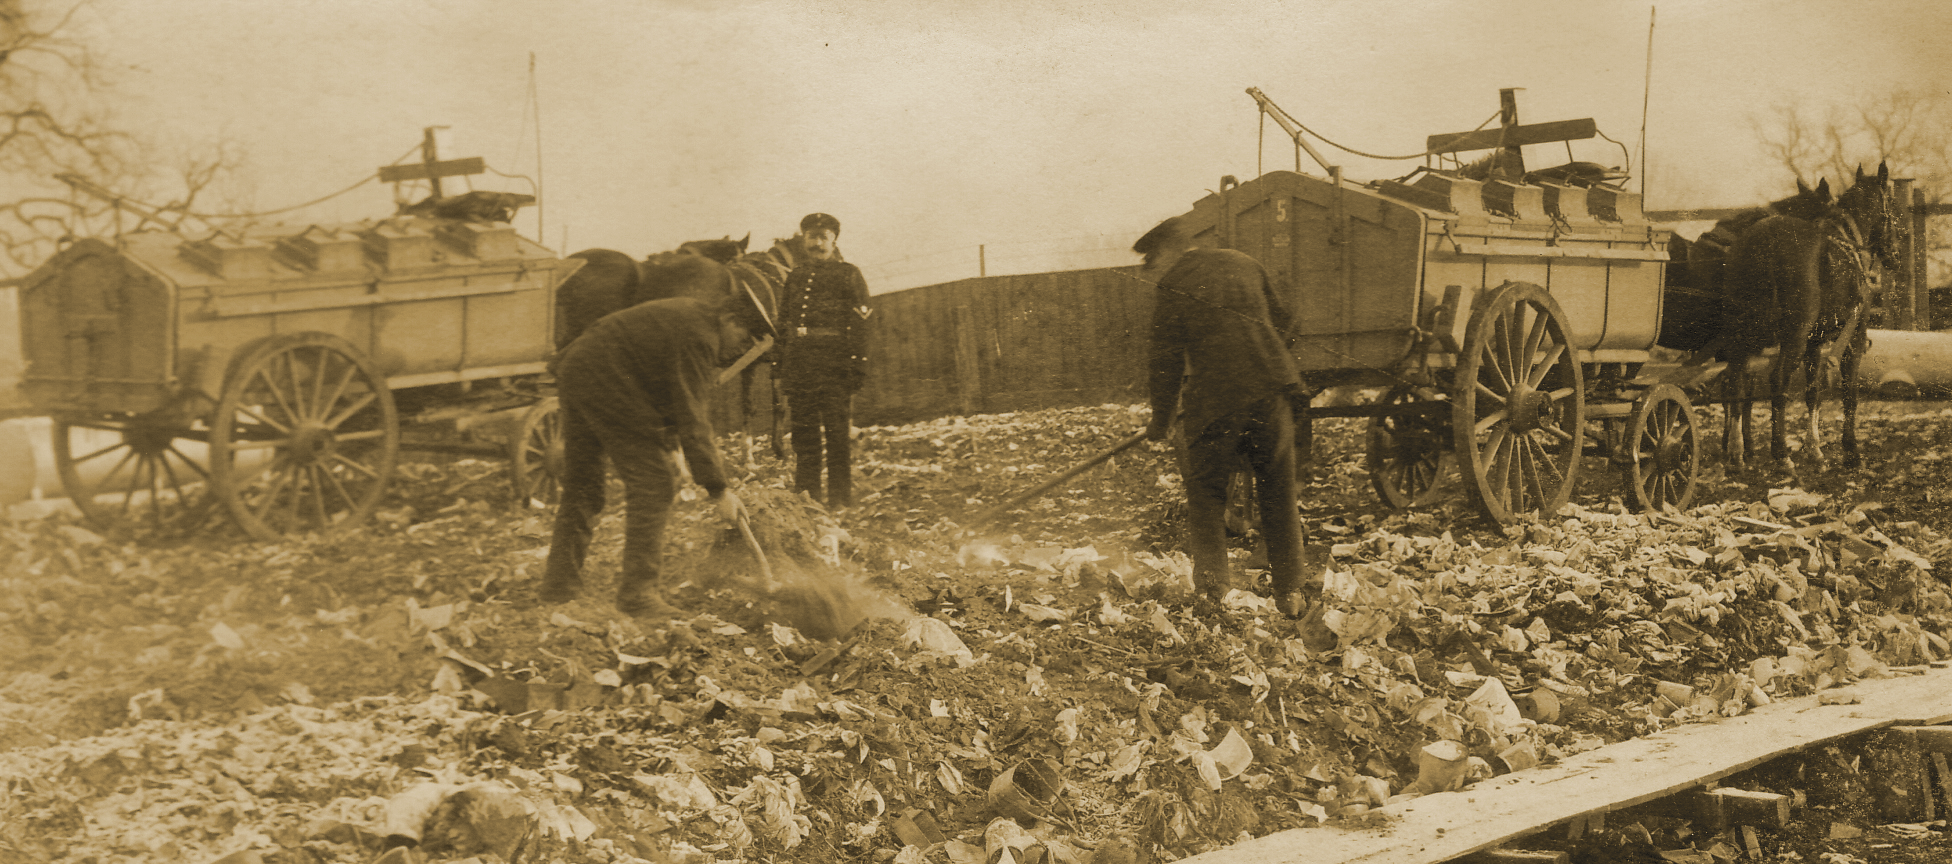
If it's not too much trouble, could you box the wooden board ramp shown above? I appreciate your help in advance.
[1184,667,1952,864]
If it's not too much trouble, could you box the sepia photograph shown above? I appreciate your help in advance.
[3,1,1952,862]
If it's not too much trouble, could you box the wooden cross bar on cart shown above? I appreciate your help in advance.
[377,126,485,200]
[1424,88,1598,178]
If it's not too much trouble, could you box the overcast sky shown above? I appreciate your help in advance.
[69,0,1952,293]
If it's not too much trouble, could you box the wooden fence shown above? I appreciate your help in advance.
[708,265,1155,433]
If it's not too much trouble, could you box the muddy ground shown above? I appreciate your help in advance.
[7,397,1952,863]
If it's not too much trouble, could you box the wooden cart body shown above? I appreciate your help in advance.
[1165,168,1690,521]
[15,215,583,539]
[20,217,578,418]
[1169,169,1668,382]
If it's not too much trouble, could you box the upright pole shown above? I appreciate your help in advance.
[1498,88,1524,178]
[422,127,445,200]
[1915,187,1934,330]
[979,244,986,278]
[1640,6,1657,198]
[531,52,546,247]
[1894,178,1917,330]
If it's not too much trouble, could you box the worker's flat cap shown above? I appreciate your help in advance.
[800,212,841,234]
[1132,216,1186,256]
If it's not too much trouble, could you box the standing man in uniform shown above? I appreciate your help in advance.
[538,284,774,619]
[778,212,871,508]
[1137,215,1321,620]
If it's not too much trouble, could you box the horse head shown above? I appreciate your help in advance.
[677,234,752,264]
[1769,177,1837,222]
[1839,161,1900,268]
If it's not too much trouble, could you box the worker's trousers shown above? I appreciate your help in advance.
[1182,394,1308,600]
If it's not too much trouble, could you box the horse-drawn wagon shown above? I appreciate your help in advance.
[1165,89,1898,526]
[16,203,585,540]
[1157,90,1722,524]
[1173,161,1694,524]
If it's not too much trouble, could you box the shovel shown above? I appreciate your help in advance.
[970,430,1148,531]
[734,510,776,588]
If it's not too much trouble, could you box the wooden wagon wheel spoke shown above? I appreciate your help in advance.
[317,462,362,511]
[248,455,298,521]
[258,362,305,426]
[314,360,360,422]
[211,333,398,541]
[117,456,152,517]
[226,438,292,451]
[323,393,379,430]
[327,451,385,480]
[306,465,331,525]
[1453,282,1585,524]
[234,403,293,435]
[1525,344,1568,389]
[165,444,211,479]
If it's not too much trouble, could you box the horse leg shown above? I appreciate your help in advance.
[739,365,756,469]
[1723,361,1746,470]
[770,375,790,460]
[1801,342,1824,469]
[1841,332,1863,470]
[1770,350,1794,469]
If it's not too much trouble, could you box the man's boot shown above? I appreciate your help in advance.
[617,587,685,621]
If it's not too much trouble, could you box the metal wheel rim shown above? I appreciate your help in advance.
[51,413,215,535]
[1452,282,1585,524]
[1627,384,1700,512]
[209,334,399,541]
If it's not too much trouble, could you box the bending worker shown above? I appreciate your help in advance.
[538,283,775,619]
[778,212,871,508]
[1137,215,1320,619]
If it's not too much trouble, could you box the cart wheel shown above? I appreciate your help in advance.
[1625,383,1699,512]
[511,397,563,508]
[1452,282,1585,524]
[209,333,399,541]
[51,412,215,535]
[1224,469,1257,536]
[1366,384,1453,509]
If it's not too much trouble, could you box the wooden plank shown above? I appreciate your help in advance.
[1890,726,1952,753]
[1181,668,1952,864]
[1933,753,1952,815]
[1458,852,1566,864]
[1425,118,1597,155]
[378,157,486,183]
[1640,787,1790,830]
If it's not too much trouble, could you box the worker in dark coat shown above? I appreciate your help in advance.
[538,283,773,619]
[777,212,871,507]
[1138,215,1319,618]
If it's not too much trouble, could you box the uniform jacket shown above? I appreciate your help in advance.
[778,258,871,394]
[557,297,729,494]
[1147,248,1302,440]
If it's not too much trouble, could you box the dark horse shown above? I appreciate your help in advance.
[553,235,749,350]
[1721,162,1901,470]
[1659,178,1837,354]
[553,232,817,461]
